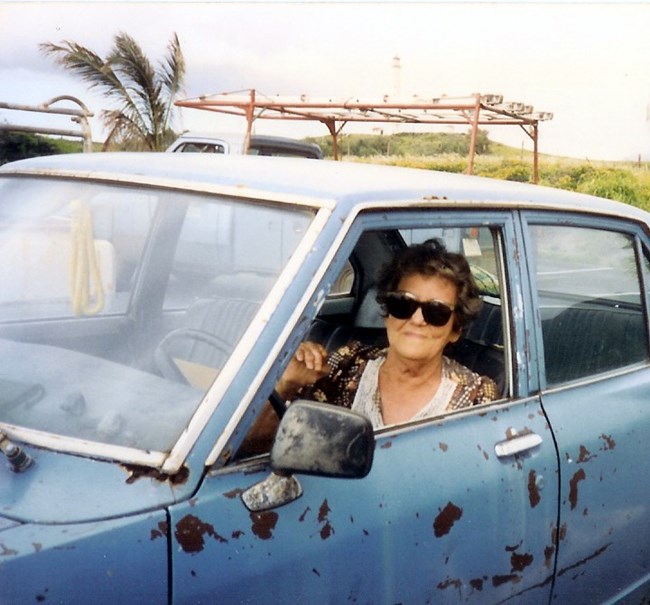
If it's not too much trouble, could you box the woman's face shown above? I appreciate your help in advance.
[385,272,461,366]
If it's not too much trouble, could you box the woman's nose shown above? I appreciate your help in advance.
[409,306,427,325]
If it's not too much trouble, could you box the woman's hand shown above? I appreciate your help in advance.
[276,341,330,399]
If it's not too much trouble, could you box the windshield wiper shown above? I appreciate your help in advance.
[0,432,34,473]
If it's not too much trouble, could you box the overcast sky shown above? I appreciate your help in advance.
[1,1,650,160]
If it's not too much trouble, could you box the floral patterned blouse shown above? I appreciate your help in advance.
[299,341,498,427]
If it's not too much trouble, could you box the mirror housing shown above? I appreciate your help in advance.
[270,400,375,479]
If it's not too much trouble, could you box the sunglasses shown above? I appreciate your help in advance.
[380,292,455,327]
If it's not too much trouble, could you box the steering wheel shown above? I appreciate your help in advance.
[155,328,231,385]
[155,328,288,419]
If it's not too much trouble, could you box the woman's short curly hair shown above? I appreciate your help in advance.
[376,238,482,332]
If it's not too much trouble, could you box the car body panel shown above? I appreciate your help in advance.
[0,153,648,603]
[170,398,558,605]
[543,371,650,603]
[0,448,177,523]
[520,211,650,603]
[0,509,169,604]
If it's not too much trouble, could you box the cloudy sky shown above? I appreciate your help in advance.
[1,1,650,160]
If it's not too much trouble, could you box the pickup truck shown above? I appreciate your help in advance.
[166,132,323,159]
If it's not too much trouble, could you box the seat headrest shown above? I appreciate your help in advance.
[355,287,384,329]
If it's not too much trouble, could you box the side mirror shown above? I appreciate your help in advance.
[270,400,375,479]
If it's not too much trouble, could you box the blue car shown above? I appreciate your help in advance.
[0,153,648,604]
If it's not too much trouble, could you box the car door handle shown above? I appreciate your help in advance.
[494,429,543,458]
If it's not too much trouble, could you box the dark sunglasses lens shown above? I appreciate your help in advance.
[385,295,418,320]
[421,301,453,326]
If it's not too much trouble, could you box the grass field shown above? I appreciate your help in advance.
[323,137,650,211]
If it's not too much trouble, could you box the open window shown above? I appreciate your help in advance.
[234,214,513,462]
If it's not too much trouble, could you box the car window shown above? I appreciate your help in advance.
[329,260,355,296]
[176,142,226,153]
[319,224,507,398]
[0,178,154,320]
[235,222,510,460]
[402,226,501,297]
[530,224,649,385]
[0,175,315,456]
[164,199,311,307]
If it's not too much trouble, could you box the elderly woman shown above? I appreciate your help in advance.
[277,238,498,429]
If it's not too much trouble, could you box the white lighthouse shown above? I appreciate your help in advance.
[392,55,401,98]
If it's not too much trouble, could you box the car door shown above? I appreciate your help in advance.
[169,210,560,605]
[523,213,650,604]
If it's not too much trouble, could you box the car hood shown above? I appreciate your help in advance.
[0,446,181,524]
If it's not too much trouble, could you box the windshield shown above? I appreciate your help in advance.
[0,176,314,455]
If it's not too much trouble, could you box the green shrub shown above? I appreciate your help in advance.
[307,130,491,159]
[0,132,85,165]
[575,168,641,206]
[477,161,531,182]
[0,131,59,165]
[539,164,597,190]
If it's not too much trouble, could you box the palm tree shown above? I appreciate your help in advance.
[40,32,185,151]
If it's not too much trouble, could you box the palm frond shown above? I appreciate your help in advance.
[161,34,185,96]
[160,33,186,135]
[40,41,123,101]
[40,37,145,137]
[41,32,186,151]
[109,33,162,133]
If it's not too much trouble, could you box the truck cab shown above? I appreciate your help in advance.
[166,132,323,159]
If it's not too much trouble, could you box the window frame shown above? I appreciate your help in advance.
[522,211,650,389]
[228,208,528,463]
[319,209,523,401]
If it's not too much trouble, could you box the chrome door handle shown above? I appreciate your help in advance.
[495,429,543,458]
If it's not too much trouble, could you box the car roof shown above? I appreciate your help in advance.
[2,152,648,223]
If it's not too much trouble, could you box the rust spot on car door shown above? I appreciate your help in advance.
[569,468,586,510]
[150,521,168,541]
[528,470,541,508]
[433,502,463,538]
[511,551,534,572]
[492,574,521,587]
[299,506,311,522]
[437,577,462,597]
[175,514,228,553]
[577,445,595,463]
[544,545,555,568]
[317,499,335,539]
[223,488,243,499]
[250,511,279,540]
[599,434,616,451]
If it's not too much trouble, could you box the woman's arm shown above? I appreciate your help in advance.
[236,342,331,457]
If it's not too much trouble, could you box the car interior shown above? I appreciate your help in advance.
[304,229,507,395]
[159,226,508,401]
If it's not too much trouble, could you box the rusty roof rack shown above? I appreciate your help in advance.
[175,89,552,182]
